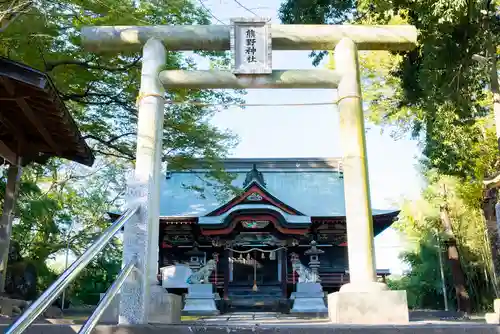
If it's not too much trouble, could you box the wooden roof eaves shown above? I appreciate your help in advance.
[311,210,400,222]
[110,210,400,225]
[0,57,95,167]
[167,157,344,173]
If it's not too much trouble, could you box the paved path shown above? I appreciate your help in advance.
[190,312,328,324]
[184,312,486,327]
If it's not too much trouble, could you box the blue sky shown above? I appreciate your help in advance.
[196,0,424,274]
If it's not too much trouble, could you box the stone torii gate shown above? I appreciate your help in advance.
[82,22,417,324]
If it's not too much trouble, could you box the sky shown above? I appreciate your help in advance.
[195,0,424,274]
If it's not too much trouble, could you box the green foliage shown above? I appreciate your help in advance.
[391,172,497,311]
[0,158,127,300]
[279,0,499,178]
[279,0,500,311]
[0,0,242,171]
[70,245,122,305]
[387,239,452,310]
[0,0,245,304]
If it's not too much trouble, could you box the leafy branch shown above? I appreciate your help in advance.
[44,56,142,72]
[0,0,33,32]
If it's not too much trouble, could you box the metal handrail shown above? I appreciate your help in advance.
[6,206,139,334]
[78,260,136,334]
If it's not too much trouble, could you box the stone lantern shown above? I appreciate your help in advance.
[304,240,324,283]
[186,243,205,272]
[290,241,327,315]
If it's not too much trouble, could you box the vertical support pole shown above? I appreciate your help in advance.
[281,249,287,299]
[334,38,377,290]
[0,161,22,292]
[229,250,233,282]
[223,249,229,300]
[158,224,164,281]
[277,250,281,282]
[120,38,166,324]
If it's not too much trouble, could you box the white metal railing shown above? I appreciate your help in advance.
[78,259,136,334]
[6,206,139,334]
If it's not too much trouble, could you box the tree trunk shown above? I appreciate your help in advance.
[0,163,22,293]
[440,204,471,314]
[482,187,500,295]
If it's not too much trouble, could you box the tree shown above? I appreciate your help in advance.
[279,0,499,178]
[0,158,125,300]
[279,0,500,312]
[393,172,497,312]
[0,0,245,303]
[0,0,243,172]
[0,0,32,32]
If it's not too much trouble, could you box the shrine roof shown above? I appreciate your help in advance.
[0,58,94,166]
[159,157,397,218]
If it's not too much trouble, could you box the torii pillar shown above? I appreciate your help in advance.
[82,23,416,324]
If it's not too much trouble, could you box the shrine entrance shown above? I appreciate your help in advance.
[80,21,417,324]
[226,247,285,312]
[231,249,279,286]
[223,230,288,312]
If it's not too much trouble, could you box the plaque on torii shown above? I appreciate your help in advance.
[230,17,272,74]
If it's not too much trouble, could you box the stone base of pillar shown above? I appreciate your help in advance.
[290,283,328,316]
[339,281,388,292]
[101,286,183,324]
[182,284,220,316]
[99,292,119,324]
[149,285,182,324]
[327,288,409,324]
[485,299,500,324]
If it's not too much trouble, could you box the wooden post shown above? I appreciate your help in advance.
[281,249,287,299]
[0,162,22,292]
[335,38,377,289]
[119,38,166,324]
[157,224,164,284]
[223,249,229,300]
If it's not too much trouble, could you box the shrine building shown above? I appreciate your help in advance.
[157,158,398,312]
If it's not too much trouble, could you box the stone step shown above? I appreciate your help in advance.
[228,296,282,301]
[228,289,282,294]
[229,299,281,306]
[228,286,282,289]
[228,287,282,293]
[228,294,282,299]
[1,324,498,334]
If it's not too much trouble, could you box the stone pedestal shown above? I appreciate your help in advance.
[100,287,182,324]
[182,284,219,316]
[149,285,182,324]
[290,283,328,316]
[99,292,119,324]
[327,289,409,324]
[161,264,192,289]
[485,298,500,324]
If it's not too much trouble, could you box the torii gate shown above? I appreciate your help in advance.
[82,21,417,324]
